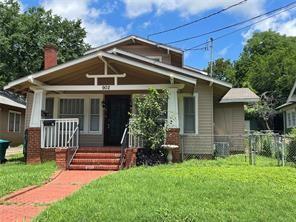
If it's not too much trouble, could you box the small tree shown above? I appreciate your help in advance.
[129,88,168,149]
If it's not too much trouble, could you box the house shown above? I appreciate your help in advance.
[0,91,26,146]
[4,35,259,169]
[278,80,296,132]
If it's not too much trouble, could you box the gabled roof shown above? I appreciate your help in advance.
[287,80,296,102]
[0,91,26,109]
[109,48,232,88]
[85,35,184,55]
[220,88,259,103]
[277,80,296,110]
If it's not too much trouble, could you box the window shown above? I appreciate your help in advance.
[8,111,21,132]
[146,56,162,62]
[59,99,84,130]
[183,97,196,133]
[90,98,100,131]
[287,110,296,128]
[45,98,54,119]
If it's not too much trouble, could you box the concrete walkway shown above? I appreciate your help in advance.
[0,170,113,222]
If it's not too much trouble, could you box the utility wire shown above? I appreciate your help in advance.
[147,0,247,39]
[184,3,296,51]
[184,5,296,52]
[168,1,296,45]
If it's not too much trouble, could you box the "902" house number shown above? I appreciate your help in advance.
[102,85,110,90]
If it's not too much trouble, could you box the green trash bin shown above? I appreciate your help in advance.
[0,139,11,164]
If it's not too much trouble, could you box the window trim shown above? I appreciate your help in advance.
[178,93,198,135]
[46,94,103,134]
[287,109,296,128]
[8,110,21,133]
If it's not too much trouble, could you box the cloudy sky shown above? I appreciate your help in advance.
[19,0,296,69]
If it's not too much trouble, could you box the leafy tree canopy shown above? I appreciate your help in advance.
[0,0,90,88]
[208,31,296,107]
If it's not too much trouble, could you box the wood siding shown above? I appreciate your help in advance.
[214,103,245,152]
[181,82,214,154]
[0,104,25,146]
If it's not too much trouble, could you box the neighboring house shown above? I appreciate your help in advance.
[278,81,296,133]
[0,91,26,146]
[4,35,259,169]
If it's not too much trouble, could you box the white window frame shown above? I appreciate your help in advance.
[8,110,21,133]
[287,109,296,128]
[178,93,198,135]
[146,56,162,62]
[46,94,104,134]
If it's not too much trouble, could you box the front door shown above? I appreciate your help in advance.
[104,95,130,146]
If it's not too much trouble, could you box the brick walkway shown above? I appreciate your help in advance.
[0,171,113,222]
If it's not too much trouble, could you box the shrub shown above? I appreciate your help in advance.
[259,136,273,157]
[129,88,168,150]
[287,129,296,163]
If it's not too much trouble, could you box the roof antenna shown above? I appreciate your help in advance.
[209,37,214,77]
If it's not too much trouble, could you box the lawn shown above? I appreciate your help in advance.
[0,154,56,197]
[35,155,296,222]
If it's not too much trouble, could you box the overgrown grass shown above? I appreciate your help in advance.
[0,154,56,197]
[36,155,296,222]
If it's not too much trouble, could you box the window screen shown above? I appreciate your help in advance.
[59,99,84,130]
[90,99,100,131]
[8,111,21,132]
[184,97,196,133]
[45,98,54,119]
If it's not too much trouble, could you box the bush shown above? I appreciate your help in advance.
[129,88,168,150]
[260,137,273,157]
[287,129,296,163]
[136,148,167,166]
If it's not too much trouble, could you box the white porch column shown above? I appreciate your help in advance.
[30,89,46,127]
[167,87,179,128]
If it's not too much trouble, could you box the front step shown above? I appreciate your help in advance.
[71,158,120,165]
[75,153,121,159]
[69,164,119,171]
[69,146,121,171]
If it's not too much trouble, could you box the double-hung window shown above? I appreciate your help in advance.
[287,110,296,128]
[59,99,84,130]
[183,97,196,134]
[90,98,100,132]
[8,111,21,133]
[45,98,54,119]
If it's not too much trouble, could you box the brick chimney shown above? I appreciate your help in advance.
[44,43,57,69]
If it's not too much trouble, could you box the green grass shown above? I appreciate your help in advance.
[0,154,57,197]
[35,155,296,222]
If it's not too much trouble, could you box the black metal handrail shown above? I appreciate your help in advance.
[120,125,129,169]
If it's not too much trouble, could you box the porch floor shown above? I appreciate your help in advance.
[69,146,121,171]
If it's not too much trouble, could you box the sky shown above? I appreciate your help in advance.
[18,0,296,69]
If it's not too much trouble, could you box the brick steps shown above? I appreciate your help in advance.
[69,147,121,171]
[69,164,119,171]
[71,158,120,165]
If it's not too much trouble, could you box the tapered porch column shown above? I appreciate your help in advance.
[166,87,180,162]
[27,89,45,164]
[167,87,179,128]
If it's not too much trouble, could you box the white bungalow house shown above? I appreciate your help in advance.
[4,35,259,170]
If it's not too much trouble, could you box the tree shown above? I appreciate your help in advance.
[205,58,236,84]
[0,0,90,88]
[129,89,168,149]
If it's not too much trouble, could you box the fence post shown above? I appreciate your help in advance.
[282,136,285,167]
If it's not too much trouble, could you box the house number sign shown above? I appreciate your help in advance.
[102,85,110,90]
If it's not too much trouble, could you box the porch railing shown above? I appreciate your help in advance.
[128,118,144,148]
[40,118,79,149]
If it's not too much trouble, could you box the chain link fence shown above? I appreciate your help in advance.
[180,132,296,167]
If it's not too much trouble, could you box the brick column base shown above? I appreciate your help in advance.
[166,128,180,163]
[124,148,138,169]
[26,128,41,164]
[55,148,68,170]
